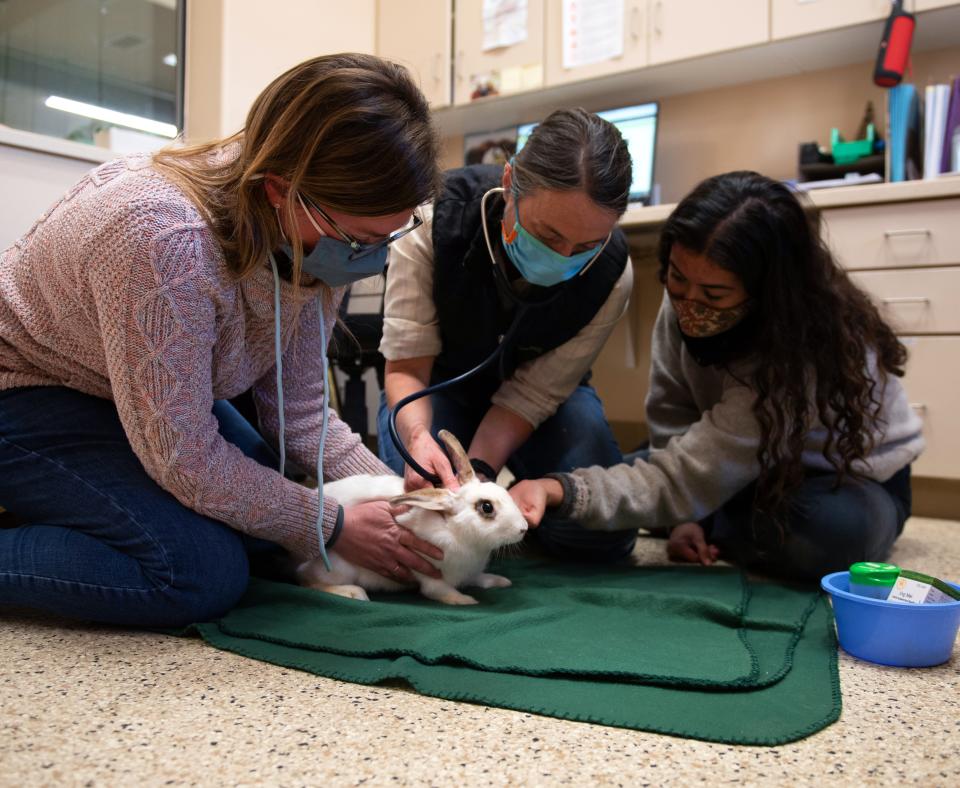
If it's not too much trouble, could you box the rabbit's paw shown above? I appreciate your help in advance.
[419,578,479,605]
[467,572,512,589]
[317,584,370,601]
[439,590,479,605]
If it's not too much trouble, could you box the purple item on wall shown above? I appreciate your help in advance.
[941,76,960,173]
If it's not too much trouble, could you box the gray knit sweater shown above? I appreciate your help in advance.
[555,293,925,531]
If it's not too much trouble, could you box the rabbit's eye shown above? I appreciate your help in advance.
[476,499,495,519]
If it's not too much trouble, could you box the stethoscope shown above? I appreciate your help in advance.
[386,186,602,485]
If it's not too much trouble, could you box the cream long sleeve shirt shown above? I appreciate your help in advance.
[379,203,634,428]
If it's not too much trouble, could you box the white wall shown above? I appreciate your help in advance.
[218,0,377,136]
[184,0,378,141]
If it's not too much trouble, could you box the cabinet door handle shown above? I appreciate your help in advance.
[432,52,443,84]
[455,50,464,82]
[883,228,931,238]
[654,1,663,37]
[881,296,931,305]
[909,403,927,413]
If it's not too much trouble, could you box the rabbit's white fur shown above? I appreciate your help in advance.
[296,432,528,605]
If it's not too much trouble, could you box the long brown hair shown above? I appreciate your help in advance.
[153,53,440,281]
[658,171,907,518]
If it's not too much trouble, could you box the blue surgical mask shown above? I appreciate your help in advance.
[283,194,388,288]
[498,188,609,287]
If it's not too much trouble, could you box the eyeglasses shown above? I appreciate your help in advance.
[300,195,423,262]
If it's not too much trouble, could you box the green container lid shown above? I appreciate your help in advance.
[849,561,900,587]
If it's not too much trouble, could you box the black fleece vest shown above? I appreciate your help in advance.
[430,165,628,404]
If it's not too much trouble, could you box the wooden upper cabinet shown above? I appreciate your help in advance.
[453,0,545,106]
[914,0,960,10]
[771,0,890,40]
[376,0,452,108]
[647,0,769,65]
[545,0,648,87]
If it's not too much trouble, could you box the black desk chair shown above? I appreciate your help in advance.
[328,279,387,439]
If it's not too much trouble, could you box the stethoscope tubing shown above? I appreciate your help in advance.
[386,303,529,485]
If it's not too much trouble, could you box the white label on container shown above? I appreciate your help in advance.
[888,577,933,604]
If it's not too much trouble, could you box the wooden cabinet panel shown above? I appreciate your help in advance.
[914,0,960,11]
[771,0,890,40]
[377,0,452,108]
[647,0,769,65]
[898,336,960,479]
[850,267,960,334]
[453,0,545,106]
[821,198,960,270]
[545,0,647,87]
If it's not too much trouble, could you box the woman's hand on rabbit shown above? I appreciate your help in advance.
[337,500,444,581]
[403,426,460,492]
[666,522,719,566]
[508,478,563,527]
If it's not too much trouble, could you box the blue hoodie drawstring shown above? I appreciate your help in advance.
[268,251,332,571]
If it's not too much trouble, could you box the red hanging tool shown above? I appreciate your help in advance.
[874,0,916,88]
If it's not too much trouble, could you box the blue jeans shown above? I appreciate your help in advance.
[624,448,911,581]
[377,385,635,562]
[0,386,284,627]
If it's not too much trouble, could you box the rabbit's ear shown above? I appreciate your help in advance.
[390,487,458,513]
[437,429,476,485]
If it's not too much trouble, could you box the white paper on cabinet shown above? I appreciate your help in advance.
[563,0,624,70]
[482,0,529,51]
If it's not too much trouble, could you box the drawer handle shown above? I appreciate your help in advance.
[909,403,927,413]
[881,297,930,305]
[883,228,931,238]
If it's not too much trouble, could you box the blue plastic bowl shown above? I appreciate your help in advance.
[821,571,960,667]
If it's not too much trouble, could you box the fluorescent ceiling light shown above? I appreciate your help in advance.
[45,95,178,138]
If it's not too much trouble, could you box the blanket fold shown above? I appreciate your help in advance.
[186,560,840,745]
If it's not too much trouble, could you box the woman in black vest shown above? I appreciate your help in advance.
[376,108,637,562]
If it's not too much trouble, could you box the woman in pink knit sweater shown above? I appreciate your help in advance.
[0,54,444,626]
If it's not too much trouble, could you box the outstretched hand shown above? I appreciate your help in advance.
[509,478,563,527]
[666,522,719,566]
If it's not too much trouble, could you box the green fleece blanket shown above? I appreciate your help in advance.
[189,561,839,745]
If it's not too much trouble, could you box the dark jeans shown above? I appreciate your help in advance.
[624,448,912,582]
[0,386,283,627]
[377,384,636,562]
[709,466,911,582]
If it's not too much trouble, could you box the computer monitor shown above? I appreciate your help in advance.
[516,102,659,204]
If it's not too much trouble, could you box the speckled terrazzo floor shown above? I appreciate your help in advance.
[2,517,958,787]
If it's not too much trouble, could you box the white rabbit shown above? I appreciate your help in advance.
[296,430,528,605]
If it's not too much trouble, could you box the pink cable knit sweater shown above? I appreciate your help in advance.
[0,154,391,559]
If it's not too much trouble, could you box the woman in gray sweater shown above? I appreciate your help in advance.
[510,171,923,580]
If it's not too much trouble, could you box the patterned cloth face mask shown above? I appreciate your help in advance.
[669,295,754,338]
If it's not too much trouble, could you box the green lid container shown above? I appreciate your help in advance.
[849,562,900,587]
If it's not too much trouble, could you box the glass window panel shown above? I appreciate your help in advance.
[0,0,183,151]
